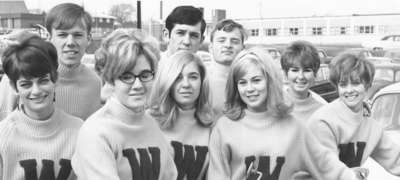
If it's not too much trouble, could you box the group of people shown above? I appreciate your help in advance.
[0,2,399,180]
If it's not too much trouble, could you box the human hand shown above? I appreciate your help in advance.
[352,167,369,180]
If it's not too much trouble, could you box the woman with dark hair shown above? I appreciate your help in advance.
[309,53,400,178]
[0,37,82,180]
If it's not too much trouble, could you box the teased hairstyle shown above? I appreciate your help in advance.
[224,46,292,120]
[45,3,92,35]
[329,53,375,89]
[149,51,214,129]
[165,6,206,37]
[2,37,58,90]
[210,19,247,43]
[280,40,320,74]
[97,29,160,84]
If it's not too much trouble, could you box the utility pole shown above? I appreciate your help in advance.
[137,0,141,29]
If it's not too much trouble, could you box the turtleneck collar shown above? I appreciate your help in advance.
[175,108,196,126]
[58,63,82,79]
[105,96,146,126]
[211,61,231,77]
[290,91,313,107]
[15,108,61,137]
[334,99,364,125]
[242,109,276,127]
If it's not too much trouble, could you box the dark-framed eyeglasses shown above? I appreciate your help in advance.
[118,70,154,84]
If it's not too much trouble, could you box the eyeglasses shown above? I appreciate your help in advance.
[118,70,154,84]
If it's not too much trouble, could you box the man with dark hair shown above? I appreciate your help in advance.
[207,19,247,117]
[162,6,206,59]
[0,3,101,120]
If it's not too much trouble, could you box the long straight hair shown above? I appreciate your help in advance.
[224,47,292,120]
[149,51,214,129]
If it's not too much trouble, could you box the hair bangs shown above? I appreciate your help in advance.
[12,50,53,81]
[52,16,88,32]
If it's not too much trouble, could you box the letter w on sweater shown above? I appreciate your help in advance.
[244,155,285,180]
[19,159,72,180]
[122,147,161,180]
[338,142,366,168]
[171,141,208,180]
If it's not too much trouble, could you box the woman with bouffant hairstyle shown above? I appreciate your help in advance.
[72,29,177,180]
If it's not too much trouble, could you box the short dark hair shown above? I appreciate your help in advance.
[210,19,247,43]
[165,6,206,37]
[329,53,375,88]
[2,37,58,89]
[280,40,320,74]
[45,3,92,35]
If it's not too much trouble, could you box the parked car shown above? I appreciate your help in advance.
[344,48,392,64]
[309,64,338,102]
[362,34,400,50]
[366,61,400,100]
[317,48,333,64]
[263,47,282,62]
[81,54,95,71]
[363,82,400,180]
[384,49,400,61]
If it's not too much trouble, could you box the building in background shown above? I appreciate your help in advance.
[0,0,44,34]
[233,13,400,46]
[91,13,116,38]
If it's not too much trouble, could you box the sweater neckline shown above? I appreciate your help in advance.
[58,63,82,79]
[334,99,364,125]
[15,108,61,137]
[176,108,197,125]
[211,61,230,77]
[243,109,276,127]
[106,96,146,126]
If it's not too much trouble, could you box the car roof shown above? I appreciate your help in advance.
[372,82,400,101]
[374,62,400,69]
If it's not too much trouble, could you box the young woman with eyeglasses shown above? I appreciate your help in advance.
[71,29,177,180]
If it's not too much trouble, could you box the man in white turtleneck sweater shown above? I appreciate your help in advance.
[0,3,101,120]
[207,19,246,117]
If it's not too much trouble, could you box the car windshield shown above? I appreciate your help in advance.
[362,51,373,57]
[315,65,329,82]
[371,93,400,130]
[375,69,394,82]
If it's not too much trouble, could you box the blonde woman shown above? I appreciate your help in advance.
[150,51,214,180]
[72,29,177,180]
[207,47,365,180]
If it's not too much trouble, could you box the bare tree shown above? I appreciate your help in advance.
[109,3,136,24]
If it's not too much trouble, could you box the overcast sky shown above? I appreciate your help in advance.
[24,0,400,21]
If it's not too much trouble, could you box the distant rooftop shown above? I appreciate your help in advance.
[233,13,400,21]
[0,0,28,14]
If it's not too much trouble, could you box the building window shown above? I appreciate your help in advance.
[340,27,346,35]
[99,18,103,23]
[312,27,323,35]
[357,25,374,34]
[289,28,299,35]
[250,29,259,36]
[265,28,278,36]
